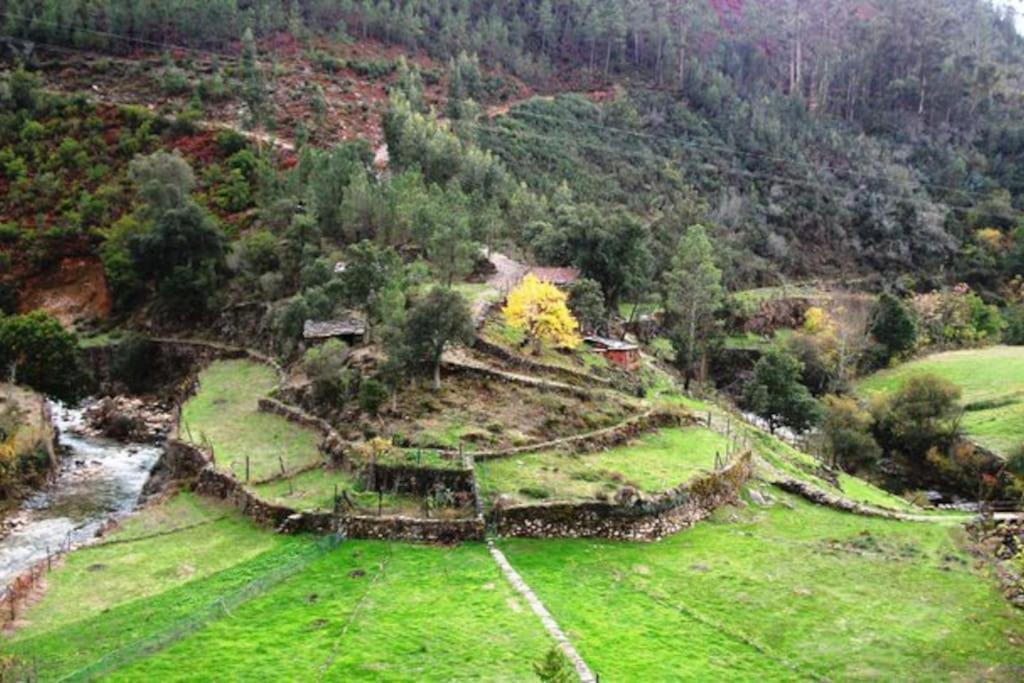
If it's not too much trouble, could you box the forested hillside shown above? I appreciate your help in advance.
[2,0,1023,291]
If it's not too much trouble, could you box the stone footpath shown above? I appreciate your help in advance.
[488,541,596,683]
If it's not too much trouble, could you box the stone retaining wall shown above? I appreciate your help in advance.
[471,408,693,461]
[493,452,753,541]
[365,462,475,496]
[473,337,612,388]
[195,467,299,529]
[771,478,908,519]
[340,515,485,543]
[154,438,482,543]
[442,357,593,400]
[257,398,348,462]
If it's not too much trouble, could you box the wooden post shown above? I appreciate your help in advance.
[378,489,383,517]
[46,546,51,572]
[245,456,251,483]
[707,411,712,427]
[279,456,286,477]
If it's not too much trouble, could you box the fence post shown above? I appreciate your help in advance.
[245,456,250,483]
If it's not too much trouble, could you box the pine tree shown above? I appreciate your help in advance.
[662,225,723,390]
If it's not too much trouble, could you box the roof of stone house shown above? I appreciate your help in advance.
[303,318,366,340]
[583,336,639,352]
[525,266,580,285]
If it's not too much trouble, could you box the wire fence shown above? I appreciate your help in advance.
[71,532,343,681]
[4,533,344,682]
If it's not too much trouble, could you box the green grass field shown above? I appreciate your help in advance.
[181,360,324,480]
[250,468,458,518]
[499,494,1024,681]
[476,427,730,506]
[858,345,1024,457]
[8,489,1020,680]
[4,494,550,681]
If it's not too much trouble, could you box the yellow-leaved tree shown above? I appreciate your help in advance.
[503,274,581,354]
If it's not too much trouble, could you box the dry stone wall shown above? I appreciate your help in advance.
[472,408,693,462]
[364,462,475,497]
[493,453,753,541]
[257,398,348,463]
[340,515,485,543]
[155,439,485,542]
[472,337,613,388]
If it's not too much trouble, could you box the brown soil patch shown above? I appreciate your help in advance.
[18,257,112,327]
[375,374,630,451]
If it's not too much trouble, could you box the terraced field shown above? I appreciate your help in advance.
[475,427,730,507]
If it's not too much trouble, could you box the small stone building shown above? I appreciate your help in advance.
[584,336,640,371]
[303,318,366,345]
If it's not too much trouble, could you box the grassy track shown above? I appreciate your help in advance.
[475,427,729,506]
[858,345,1024,457]
[181,360,324,480]
[499,495,1024,682]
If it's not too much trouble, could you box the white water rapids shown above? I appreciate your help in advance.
[0,402,162,587]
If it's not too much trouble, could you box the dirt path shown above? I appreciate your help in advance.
[488,541,596,683]
[483,251,528,294]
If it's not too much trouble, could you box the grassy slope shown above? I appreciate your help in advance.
[858,346,1024,457]
[251,468,433,517]
[181,360,323,480]
[475,427,729,505]
[499,495,1024,682]
[107,543,551,681]
[7,494,550,680]
[5,495,307,679]
[647,378,927,514]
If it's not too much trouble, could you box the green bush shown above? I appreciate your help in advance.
[358,378,389,415]
[1002,305,1024,345]
[19,119,45,142]
[0,223,20,244]
[216,130,249,156]
[160,67,191,96]
[349,59,396,79]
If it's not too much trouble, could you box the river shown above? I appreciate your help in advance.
[0,402,163,587]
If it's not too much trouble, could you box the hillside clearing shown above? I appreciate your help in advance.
[858,346,1024,457]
